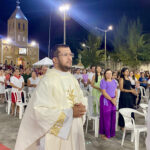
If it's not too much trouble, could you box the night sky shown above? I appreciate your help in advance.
[0,0,150,59]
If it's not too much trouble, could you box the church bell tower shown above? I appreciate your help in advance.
[7,0,28,45]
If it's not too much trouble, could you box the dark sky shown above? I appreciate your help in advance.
[0,0,150,59]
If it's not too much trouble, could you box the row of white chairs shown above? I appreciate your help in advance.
[84,89,149,150]
[5,88,29,119]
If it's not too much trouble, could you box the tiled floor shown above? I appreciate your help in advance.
[0,103,146,150]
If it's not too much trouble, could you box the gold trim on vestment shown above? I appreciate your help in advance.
[50,112,66,136]
[67,87,76,106]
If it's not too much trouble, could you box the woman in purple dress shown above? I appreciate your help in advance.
[99,69,117,140]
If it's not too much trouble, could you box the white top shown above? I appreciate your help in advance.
[0,76,5,94]
[74,74,82,82]
[148,79,150,84]
[10,76,24,93]
[88,72,94,81]
[28,77,40,94]
[129,76,137,85]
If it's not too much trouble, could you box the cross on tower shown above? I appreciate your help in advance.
[16,0,20,6]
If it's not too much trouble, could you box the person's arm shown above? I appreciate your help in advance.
[101,89,113,101]
[27,79,36,87]
[91,75,101,91]
[119,78,133,93]
[10,82,19,89]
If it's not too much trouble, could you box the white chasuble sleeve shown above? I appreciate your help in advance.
[50,108,73,139]
[33,76,73,140]
[74,77,88,125]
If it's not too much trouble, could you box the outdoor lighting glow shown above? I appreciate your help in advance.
[31,41,36,46]
[108,25,113,31]
[59,4,70,12]
[5,37,12,43]
[82,43,86,47]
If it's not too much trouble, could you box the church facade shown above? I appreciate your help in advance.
[0,1,39,67]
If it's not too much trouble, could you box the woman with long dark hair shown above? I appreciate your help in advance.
[91,65,102,114]
[118,68,137,130]
[99,69,117,139]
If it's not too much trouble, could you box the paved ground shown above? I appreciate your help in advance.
[0,103,147,150]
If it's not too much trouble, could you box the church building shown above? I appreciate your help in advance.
[0,0,39,67]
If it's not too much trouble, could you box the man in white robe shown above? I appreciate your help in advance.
[14,44,87,150]
[146,101,150,150]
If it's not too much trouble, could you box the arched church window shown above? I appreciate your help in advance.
[11,60,13,65]
[5,60,7,65]
[18,35,21,41]
[18,23,21,30]
[9,23,11,32]
[23,24,25,31]
[13,22,14,29]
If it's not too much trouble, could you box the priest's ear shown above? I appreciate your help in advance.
[52,57,58,65]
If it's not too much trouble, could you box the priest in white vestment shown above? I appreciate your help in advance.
[146,101,150,150]
[14,44,87,150]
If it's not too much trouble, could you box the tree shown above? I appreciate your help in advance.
[78,34,105,68]
[111,16,150,68]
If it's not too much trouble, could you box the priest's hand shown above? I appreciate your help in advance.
[73,103,86,118]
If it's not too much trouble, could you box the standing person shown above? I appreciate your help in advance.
[134,70,140,81]
[88,65,95,94]
[118,68,137,130]
[15,44,87,150]
[139,72,148,89]
[5,69,11,88]
[74,68,82,85]
[99,69,117,139]
[10,69,24,115]
[27,71,40,95]
[0,69,6,103]
[129,71,138,107]
[129,71,137,89]
[91,65,102,114]
[81,69,90,90]
[22,68,31,94]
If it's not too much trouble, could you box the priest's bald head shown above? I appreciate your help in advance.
[51,44,74,72]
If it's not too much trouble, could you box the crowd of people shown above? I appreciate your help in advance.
[0,65,49,114]
[0,63,150,133]
[0,44,148,150]
[73,66,150,140]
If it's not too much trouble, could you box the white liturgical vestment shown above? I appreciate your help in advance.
[14,68,87,150]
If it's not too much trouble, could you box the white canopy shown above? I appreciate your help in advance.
[72,65,84,69]
[33,57,53,66]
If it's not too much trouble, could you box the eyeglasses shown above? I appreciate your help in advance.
[58,53,74,58]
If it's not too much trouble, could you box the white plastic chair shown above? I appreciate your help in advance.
[119,108,147,150]
[14,90,28,119]
[85,95,99,137]
[116,89,120,131]
[5,88,12,115]
[139,86,149,103]
[140,103,148,121]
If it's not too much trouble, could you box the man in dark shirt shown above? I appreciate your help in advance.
[139,72,148,89]
[22,68,31,94]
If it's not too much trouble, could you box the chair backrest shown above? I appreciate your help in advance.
[13,90,27,103]
[140,103,148,120]
[87,95,95,116]
[5,88,11,101]
[139,86,146,97]
[119,108,136,128]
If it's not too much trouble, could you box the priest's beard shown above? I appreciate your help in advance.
[58,62,72,72]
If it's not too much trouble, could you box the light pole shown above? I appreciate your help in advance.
[82,43,90,50]
[95,25,113,68]
[59,4,70,45]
